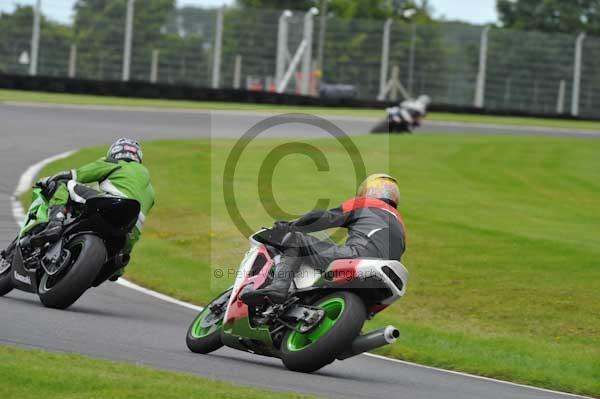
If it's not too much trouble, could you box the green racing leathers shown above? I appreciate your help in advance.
[48,158,155,255]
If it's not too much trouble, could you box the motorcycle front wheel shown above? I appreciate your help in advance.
[280,291,366,373]
[186,289,231,354]
[0,257,13,296]
[38,234,106,309]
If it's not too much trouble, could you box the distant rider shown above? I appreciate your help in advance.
[0,138,155,280]
[387,95,430,131]
[241,174,406,304]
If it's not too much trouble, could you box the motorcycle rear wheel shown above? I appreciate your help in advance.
[370,119,390,134]
[38,234,106,309]
[186,289,231,354]
[281,291,366,373]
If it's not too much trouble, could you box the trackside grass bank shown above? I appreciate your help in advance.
[0,345,315,399]
[3,88,600,131]
[31,134,600,397]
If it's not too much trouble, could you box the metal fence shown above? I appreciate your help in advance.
[1,2,599,118]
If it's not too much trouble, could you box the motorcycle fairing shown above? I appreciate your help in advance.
[10,245,38,293]
[312,259,409,306]
[20,188,49,237]
[221,242,278,356]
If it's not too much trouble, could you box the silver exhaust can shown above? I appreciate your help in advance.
[337,325,400,360]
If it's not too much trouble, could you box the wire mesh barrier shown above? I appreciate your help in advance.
[1,2,599,118]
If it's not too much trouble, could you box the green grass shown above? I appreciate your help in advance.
[30,134,600,397]
[3,88,600,131]
[0,345,314,399]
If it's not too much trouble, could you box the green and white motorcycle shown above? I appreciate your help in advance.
[186,228,409,373]
[0,187,140,309]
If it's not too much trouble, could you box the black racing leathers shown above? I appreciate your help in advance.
[287,197,406,269]
[240,197,407,304]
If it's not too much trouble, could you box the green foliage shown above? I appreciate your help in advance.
[497,0,600,35]
[0,6,72,76]
[0,345,315,399]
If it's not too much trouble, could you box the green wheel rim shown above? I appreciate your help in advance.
[287,297,346,352]
[191,308,223,339]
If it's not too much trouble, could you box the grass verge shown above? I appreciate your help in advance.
[2,88,600,131]
[0,345,314,399]
[27,134,600,397]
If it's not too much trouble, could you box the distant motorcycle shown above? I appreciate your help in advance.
[371,95,431,134]
[186,228,409,373]
[0,187,140,309]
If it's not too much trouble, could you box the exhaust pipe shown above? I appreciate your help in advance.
[337,325,400,360]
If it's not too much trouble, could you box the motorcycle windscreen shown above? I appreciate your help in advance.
[83,196,140,234]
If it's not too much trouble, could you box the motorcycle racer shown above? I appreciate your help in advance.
[241,173,406,304]
[0,138,155,280]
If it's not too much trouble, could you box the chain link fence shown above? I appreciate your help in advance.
[1,2,598,118]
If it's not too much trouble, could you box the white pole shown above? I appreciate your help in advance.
[233,54,242,89]
[571,32,586,116]
[122,0,135,81]
[378,18,392,101]
[68,44,77,78]
[474,26,490,108]
[556,80,566,114]
[275,10,292,87]
[212,6,224,89]
[408,22,417,96]
[277,39,307,93]
[316,0,327,71]
[29,0,41,76]
[301,7,318,95]
[150,49,159,83]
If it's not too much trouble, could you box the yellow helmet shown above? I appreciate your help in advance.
[357,174,400,206]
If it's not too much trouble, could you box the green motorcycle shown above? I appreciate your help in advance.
[0,187,140,309]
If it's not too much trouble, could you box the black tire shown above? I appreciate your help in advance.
[0,262,13,297]
[370,119,390,134]
[186,289,231,354]
[280,291,366,373]
[38,234,106,310]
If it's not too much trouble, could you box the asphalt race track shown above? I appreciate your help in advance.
[0,103,594,399]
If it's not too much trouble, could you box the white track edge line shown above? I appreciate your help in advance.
[362,353,591,398]
[115,279,203,312]
[10,151,591,399]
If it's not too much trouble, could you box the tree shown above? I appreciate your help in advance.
[0,6,72,76]
[497,0,600,35]
[73,0,175,81]
[236,0,432,21]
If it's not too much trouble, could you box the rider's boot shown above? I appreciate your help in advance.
[31,206,66,246]
[241,256,300,305]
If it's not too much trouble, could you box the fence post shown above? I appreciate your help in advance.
[211,6,224,89]
[68,44,77,78]
[474,26,490,108]
[150,49,159,83]
[378,18,392,101]
[275,10,292,87]
[301,7,319,95]
[233,54,242,89]
[556,79,566,114]
[571,32,586,116]
[316,0,328,75]
[29,0,41,76]
[122,0,135,81]
[408,22,417,96]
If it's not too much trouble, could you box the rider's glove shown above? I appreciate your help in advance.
[272,220,292,236]
[35,170,73,199]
